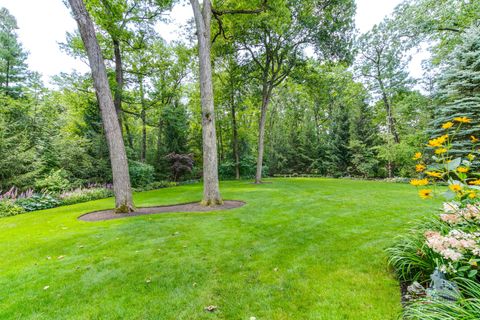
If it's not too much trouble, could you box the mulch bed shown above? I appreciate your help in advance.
[78,200,245,222]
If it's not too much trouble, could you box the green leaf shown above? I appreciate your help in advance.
[443,190,456,200]
[446,157,462,171]
[458,266,470,272]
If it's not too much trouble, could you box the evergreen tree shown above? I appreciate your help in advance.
[348,102,379,178]
[430,26,480,158]
[328,104,351,176]
[0,7,28,97]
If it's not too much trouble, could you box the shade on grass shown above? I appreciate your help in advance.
[0,178,440,319]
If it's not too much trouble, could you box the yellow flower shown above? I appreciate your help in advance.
[469,192,477,199]
[442,121,454,129]
[469,179,480,185]
[416,164,426,172]
[427,135,448,147]
[471,136,479,143]
[449,184,463,192]
[468,154,476,161]
[435,148,448,154]
[454,117,472,123]
[457,167,469,173]
[412,152,422,160]
[425,171,442,178]
[419,189,433,199]
[410,178,429,187]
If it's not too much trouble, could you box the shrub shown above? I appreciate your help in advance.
[129,161,155,187]
[34,169,71,194]
[15,194,61,212]
[219,155,266,179]
[387,218,449,283]
[403,279,480,319]
[165,153,194,181]
[59,187,113,206]
[133,181,178,192]
[0,200,25,217]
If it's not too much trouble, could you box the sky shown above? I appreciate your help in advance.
[0,0,424,84]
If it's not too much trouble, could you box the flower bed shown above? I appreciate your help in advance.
[387,117,480,318]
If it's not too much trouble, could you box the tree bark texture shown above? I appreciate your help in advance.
[68,0,134,212]
[190,0,222,205]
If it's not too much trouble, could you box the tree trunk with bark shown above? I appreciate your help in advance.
[113,38,124,133]
[139,76,147,162]
[190,0,222,205]
[123,113,134,149]
[255,81,273,184]
[230,96,240,180]
[68,0,134,212]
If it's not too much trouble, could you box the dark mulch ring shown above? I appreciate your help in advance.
[78,200,245,222]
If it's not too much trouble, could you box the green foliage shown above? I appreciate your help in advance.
[0,7,28,97]
[403,279,480,319]
[133,180,178,192]
[59,187,113,206]
[219,155,265,179]
[387,218,445,282]
[15,194,61,212]
[430,26,480,160]
[128,161,155,187]
[0,199,25,217]
[34,169,71,194]
[328,104,351,176]
[393,0,480,63]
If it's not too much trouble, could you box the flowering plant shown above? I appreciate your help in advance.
[409,117,480,280]
[411,117,479,203]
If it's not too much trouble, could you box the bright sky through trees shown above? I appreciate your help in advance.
[0,0,426,84]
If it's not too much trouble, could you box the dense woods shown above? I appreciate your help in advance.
[0,0,478,196]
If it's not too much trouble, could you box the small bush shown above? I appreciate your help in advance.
[165,153,194,181]
[133,181,178,192]
[129,161,155,187]
[16,194,61,212]
[59,187,113,206]
[34,169,71,194]
[0,200,25,217]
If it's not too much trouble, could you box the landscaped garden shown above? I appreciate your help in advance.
[0,178,440,319]
[1,0,480,318]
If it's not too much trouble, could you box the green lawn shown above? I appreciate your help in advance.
[0,178,440,319]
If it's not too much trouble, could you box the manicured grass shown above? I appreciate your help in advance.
[0,178,440,319]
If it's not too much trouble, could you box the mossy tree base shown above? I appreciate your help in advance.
[200,198,224,206]
[115,203,135,214]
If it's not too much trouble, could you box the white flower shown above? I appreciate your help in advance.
[443,202,459,213]
[442,249,463,261]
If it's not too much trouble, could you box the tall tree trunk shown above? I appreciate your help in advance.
[113,38,124,133]
[255,82,273,184]
[68,0,134,212]
[382,92,400,144]
[190,0,222,205]
[230,96,240,180]
[123,113,134,149]
[157,114,163,162]
[218,120,224,162]
[139,76,147,162]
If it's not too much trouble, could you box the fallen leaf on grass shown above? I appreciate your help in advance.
[204,305,217,312]
[43,286,50,290]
